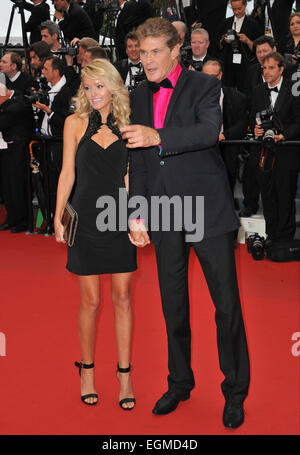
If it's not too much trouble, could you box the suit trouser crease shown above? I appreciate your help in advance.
[155,231,250,403]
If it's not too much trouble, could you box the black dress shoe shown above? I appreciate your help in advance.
[0,222,12,231]
[152,390,190,415]
[223,401,244,429]
[10,225,28,233]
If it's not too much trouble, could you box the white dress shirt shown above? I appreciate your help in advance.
[268,76,283,108]
[40,75,66,136]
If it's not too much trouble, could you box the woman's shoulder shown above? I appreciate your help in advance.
[65,113,87,127]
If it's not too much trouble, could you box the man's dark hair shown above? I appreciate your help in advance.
[86,46,108,60]
[29,41,52,60]
[44,56,66,77]
[253,35,276,53]
[41,20,61,38]
[125,31,138,46]
[262,51,285,68]
[7,52,22,72]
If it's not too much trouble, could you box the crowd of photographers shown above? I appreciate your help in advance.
[0,0,300,254]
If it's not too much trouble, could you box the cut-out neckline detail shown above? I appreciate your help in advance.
[90,135,119,151]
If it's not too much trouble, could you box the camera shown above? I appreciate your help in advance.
[226,29,240,54]
[54,43,79,57]
[190,60,203,72]
[25,75,49,105]
[247,233,265,261]
[256,106,283,171]
[128,70,147,92]
[95,0,120,11]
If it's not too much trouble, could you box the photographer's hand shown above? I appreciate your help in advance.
[54,10,64,21]
[237,34,253,50]
[254,125,264,137]
[70,38,80,47]
[33,101,51,115]
[274,134,284,142]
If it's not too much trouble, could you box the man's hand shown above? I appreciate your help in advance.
[254,124,264,137]
[120,125,161,149]
[219,133,226,142]
[70,38,80,47]
[238,33,253,49]
[128,220,150,247]
[188,64,196,71]
[54,10,64,21]
[33,101,51,115]
[274,134,284,142]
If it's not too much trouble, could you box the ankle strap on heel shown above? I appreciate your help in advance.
[75,361,95,370]
[117,363,131,373]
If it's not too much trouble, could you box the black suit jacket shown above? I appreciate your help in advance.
[115,1,139,59]
[244,61,297,107]
[249,79,300,170]
[5,71,34,95]
[0,94,35,142]
[59,2,97,42]
[222,86,248,140]
[23,1,50,44]
[216,15,263,67]
[129,66,239,244]
[115,59,131,82]
[252,0,294,45]
[83,0,104,35]
[38,83,73,139]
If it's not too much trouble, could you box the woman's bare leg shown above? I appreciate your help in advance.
[111,272,135,409]
[77,275,100,404]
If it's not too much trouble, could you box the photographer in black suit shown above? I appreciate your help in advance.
[216,0,262,91]
[21,0,50,44]
[33,56,72,220]
[0,84,35,232]
[183,28,213,72]
[115,31,144,89]
[122,18,250,429]
[202,59,248,198]
[250,52,300,244]
[251,0,294,45]
[184,0,228,40]
[53,0,97,42]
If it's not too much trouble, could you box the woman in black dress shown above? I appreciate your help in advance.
[54,59,137,409]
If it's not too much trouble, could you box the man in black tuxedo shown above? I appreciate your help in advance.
[0,52,34,94]
[33,56,72,221]
[202,59,248,197]
[250,52,300,243]
[215,0,262,91]
[0,85,35,232]
[53,0,97,42]
[121,18,250,429]
[22,0,50,44]
[251,0,294,45]
[240,35,277,217]
[183,28,213,72]
[115,31,144,89]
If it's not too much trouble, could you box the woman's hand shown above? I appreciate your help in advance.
[54,218,66,243]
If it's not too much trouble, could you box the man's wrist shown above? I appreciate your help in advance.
[154,129,161,146]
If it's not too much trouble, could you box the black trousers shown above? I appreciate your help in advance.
[242,160,260,212]
[1,141,29,227]
[257,165,298,242]
[155,230,250,403]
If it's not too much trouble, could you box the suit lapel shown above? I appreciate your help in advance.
[274,79,288,113]
[163,67,188,127]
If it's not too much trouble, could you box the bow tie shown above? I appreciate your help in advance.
[148,78,173,93]
[267,86,279,93]
[129,62,141,68]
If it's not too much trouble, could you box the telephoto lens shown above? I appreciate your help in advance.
[247,233,265,260]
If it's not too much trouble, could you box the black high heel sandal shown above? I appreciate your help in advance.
[116,363,136,411]
[75,361,98,406]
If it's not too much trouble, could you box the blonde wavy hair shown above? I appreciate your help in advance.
[74,59,130,128]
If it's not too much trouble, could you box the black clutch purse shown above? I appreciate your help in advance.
[62,202,78,247]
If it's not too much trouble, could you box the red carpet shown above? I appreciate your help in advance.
[0,228,299,435]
